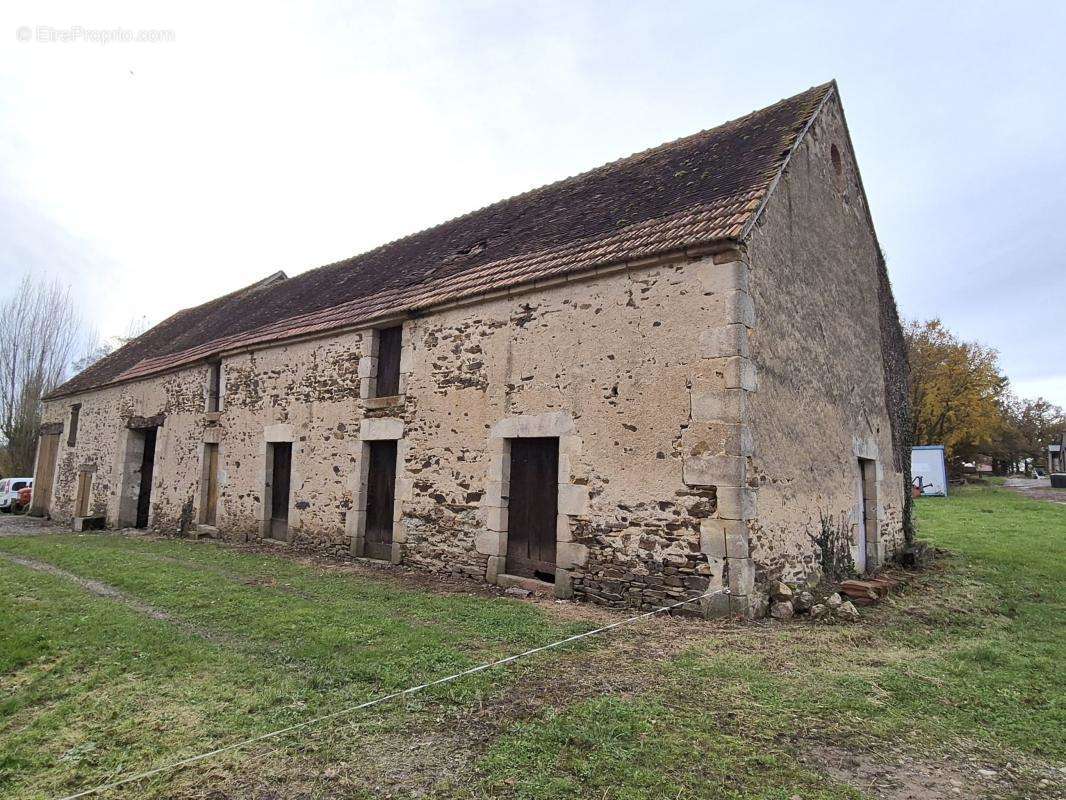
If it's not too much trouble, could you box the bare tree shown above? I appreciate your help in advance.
[72,315,150,374]
[0,276,85,475]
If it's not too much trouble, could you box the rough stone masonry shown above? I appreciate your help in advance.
[33,82,910,618]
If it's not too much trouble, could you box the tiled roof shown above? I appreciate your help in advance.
[48,82,834,399]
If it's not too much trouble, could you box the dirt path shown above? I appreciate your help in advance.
[0,512,68,536]
[0,550,234,645]
[1003,477,1066,504]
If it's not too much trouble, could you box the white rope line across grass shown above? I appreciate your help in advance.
[57,588,728,800]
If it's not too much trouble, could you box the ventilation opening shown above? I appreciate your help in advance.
[831,144,843,178]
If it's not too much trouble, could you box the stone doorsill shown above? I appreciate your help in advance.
[496,573,554,592]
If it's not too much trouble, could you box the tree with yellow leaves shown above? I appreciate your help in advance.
[904,319,1007,471]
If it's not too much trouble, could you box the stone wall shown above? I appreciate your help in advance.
[40,257,750,611]
[36,95,907,615]
[741,93,908,593]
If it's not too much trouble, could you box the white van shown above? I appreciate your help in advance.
[0,477,33,512]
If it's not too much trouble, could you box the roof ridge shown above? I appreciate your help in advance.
[47,81,836,400]
[284,82,835,281]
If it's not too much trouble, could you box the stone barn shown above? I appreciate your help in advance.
[33,81,910,617]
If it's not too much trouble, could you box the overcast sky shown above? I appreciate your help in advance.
[1,1,1063,404]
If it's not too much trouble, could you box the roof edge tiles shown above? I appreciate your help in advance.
[46,81,835,400]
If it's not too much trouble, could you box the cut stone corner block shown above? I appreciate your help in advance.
[725,291,756,329]
[475,529,505,557]
[683,453,745,488]
[727,593,760,618]
[481,505,508,532]
[485,554,504,584]
[696,258,750,295]
[699,323,750,359]
[554,569,574,599]
[557,483,589,516]
[556,541,589,570]
[715,486,757,521]
[700,590,733,617]
[726,557,755,596]
[700,518,748,559]
[690,387,750,425]
[723,357,757,391]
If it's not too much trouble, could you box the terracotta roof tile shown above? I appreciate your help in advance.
[49,82,833,398]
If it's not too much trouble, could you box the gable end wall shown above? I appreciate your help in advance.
[743,93,908,585]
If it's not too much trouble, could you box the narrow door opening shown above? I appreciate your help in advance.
[364,440,397,561]
[201,443,220,526]
[75,470,93,517]
[206,362,222,412]
[856,458,877,573]
[268,442,292,540]
[30,433,60,517]
[374,326,403,397]
[135,427,158,529]
[68,404,81,447]
[505,437,558,582]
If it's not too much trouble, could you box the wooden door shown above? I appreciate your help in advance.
[135,427,157,528]
[506,437,558,582]
[270,442,292,539]
[202,444,219,526]
[75,471,92,517]
[364,440,397,560]
[31,433,59,516]
[375,326,402,397]
[856,459,874,573]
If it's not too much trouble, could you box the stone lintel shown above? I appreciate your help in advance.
[360,417,404,441]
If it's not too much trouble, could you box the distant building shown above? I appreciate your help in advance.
[1049,443,1065,474]
[32,82,910,617]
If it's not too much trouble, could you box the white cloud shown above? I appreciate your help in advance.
[1,0,1064,406]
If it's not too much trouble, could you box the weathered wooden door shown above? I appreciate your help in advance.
[270,442,292,539]
[30,433,59,516]
[135,427,158,529]
[375,326,403,397]
[506,437,558,581]
[364,440,397,561]
[75,471,92,517]
[202,443,219,526]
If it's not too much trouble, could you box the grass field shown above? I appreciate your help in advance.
[0,486,1063,799]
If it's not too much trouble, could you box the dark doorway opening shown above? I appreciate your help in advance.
[506,437,558,582]
[268,442,292,540]
[364,440,397,561]
[857,458,876,574]
[374,326,403,397]
[135,427,158,529]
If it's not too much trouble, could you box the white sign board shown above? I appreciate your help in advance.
[911,446,948,497]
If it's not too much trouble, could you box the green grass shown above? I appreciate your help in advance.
[469,487,1065,798]
[0,535,584,799]
[0,487,1063,799]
